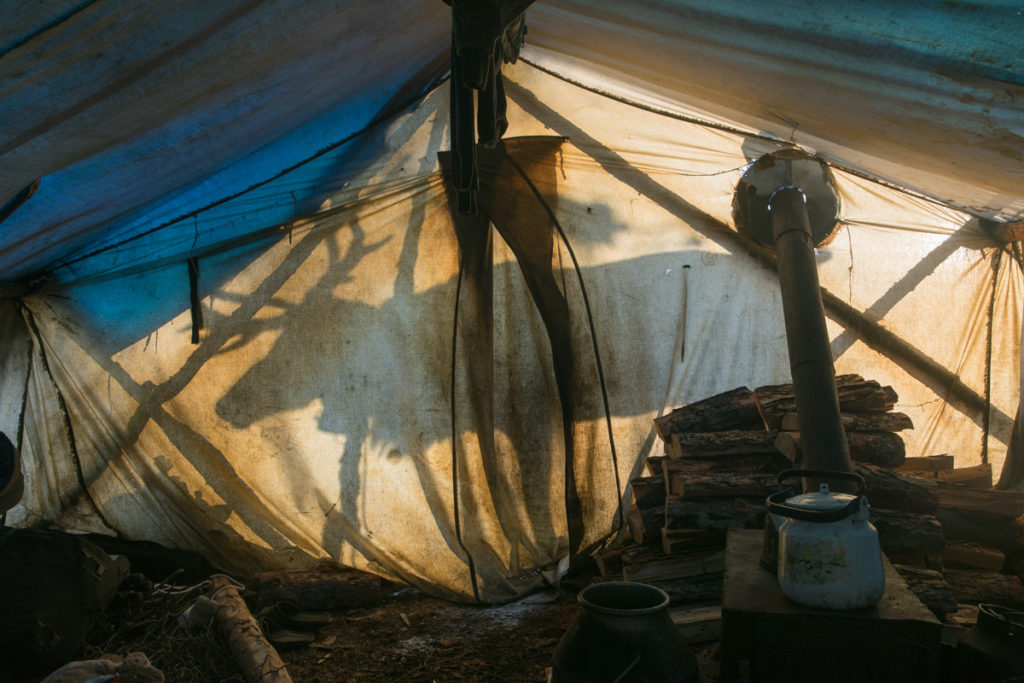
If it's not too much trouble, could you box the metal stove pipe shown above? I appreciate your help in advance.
[769,186,852,475]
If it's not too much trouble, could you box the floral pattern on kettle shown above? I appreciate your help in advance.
[785,546,849,585]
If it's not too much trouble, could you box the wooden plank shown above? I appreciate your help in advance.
[897,455,956,473]
[943,541,1006,571]
[936,463,992,488]
[937,487,1024,550]
[670,605,722,644]
[939,486,1024,519]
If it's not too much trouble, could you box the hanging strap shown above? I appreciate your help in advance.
[188,256,203,344]
[446,0,533,215]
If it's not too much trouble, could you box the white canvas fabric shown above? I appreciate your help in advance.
[0,2,1020,601]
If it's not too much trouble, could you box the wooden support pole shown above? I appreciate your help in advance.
[980,218,1024,244]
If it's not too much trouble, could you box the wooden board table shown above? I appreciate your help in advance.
[720,529,942,682]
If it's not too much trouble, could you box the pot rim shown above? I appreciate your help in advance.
[977,603,1024,632]
[578,581,670,616]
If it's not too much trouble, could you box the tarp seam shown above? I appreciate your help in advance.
[0,0,99,60]
[449,244,482,604]
[19,302,118,535]
[504,153,626,538]
[518,56,769,142]
[519,55,995,222]
[49,175,443,288]
[984,249,1002,464]
[16,325,32,455]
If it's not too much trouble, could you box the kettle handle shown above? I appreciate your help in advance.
[765,469,865,522]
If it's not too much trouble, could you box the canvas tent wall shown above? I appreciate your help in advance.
[0,1,1021,603]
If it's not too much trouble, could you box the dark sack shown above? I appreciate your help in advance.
[0,528,126,678]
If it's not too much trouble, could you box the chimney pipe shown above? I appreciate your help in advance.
[768,186,852,475]
[733,150,852,484]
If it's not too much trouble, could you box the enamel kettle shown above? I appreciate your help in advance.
[765,469,885,610]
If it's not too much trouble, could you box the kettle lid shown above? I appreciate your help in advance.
[766,470,865,522]
[786,483,857,511]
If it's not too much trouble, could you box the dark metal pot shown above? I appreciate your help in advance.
[952,603,1024,682]
[550,581,699,682]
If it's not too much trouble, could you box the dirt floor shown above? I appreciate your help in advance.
[280,586,578,682]
[79,576,720,682]
[278,584,720,682]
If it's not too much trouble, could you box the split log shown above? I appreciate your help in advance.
[254,565,383,611]
[661,527,726,555]
[779,411,913,433]
[899,462,993,488]
[1001,548,1024,584]
[656,376,899,439]
[936,487,1024,550]
[856,463,939,515]
[897,455,956,473]
[870,509,944,566]
[892,565,958,617]
[669,605,722,643]
[754,375,898,428]
[944,569,1024,610]
[629,495,770,544]
[773,432,801,464]
[665,429,779,460]
[949,603,980,628]
[774,431,905,468]
[650,574,723,606]
[943,541,1006,571]
[663,495,766,533]
[936,464,992,488]
[848,432,906,467]
[653,387,763,439]
[621,546,725,583]
[646,453,787,478]
[627,505,661,546]
[592,547,624,578]
[631,475,667,508]
[211,575,292,683]
[668,471,778,500]
[940,486,1024,518]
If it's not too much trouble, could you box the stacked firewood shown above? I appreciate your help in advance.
[594,374,1024,631]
